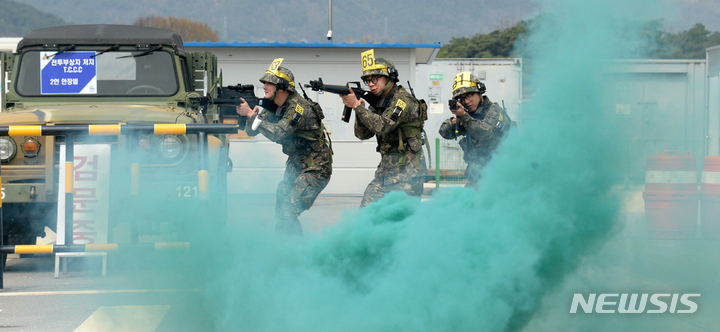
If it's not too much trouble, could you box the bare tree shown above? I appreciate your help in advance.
[134,15,219,42]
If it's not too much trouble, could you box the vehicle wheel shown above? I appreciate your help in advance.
[5,222,37,246]
[8,233,36,246]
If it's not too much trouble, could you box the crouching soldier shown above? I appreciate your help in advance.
[236,58,332,234]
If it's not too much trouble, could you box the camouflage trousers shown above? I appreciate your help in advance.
[276,168,330,235]
[465,163,483,188]
[360,175,425,207]
[464,155,491,188]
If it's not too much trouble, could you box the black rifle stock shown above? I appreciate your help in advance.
[305,78,379,123]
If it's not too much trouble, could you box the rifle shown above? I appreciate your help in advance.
[407,80,416,98]
[196,84,257,110]
[211,84,257,108]
[448,99,460,139]
[501,100,518,129]
[304,78,380,123]
[194,84,277,129]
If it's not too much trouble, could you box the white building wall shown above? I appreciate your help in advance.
[414,58,523,151]
[186,46,422,195]
[0,38,21,52]
[707,45,720,156]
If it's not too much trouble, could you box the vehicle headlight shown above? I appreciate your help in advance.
[158,135,183,159]
[0,137,17,162]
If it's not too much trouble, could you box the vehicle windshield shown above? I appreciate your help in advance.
[15,49,179,97]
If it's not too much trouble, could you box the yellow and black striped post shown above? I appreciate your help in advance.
[0,123,238,289]
[0,124,238,137]
[65,135,74,247]
[130,133,140,244]
[197,131,210,225]
[1,157,4,289]
[0,242,190,254]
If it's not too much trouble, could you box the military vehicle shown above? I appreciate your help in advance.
[0,25,237,248]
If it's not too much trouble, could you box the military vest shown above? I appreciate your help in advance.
[276,94,327,156]
[458,97,511,163]
[372,86,427,161]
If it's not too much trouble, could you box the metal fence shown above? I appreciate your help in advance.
[432,138,708,187]
[433,138,467,186]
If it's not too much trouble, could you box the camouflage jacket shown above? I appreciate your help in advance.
[247,93,332,175]
[438,96,505,165]
[354,85,427,181]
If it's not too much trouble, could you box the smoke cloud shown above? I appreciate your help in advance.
[187,1,668,331]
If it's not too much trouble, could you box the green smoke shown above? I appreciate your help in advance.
[194,1,668,331]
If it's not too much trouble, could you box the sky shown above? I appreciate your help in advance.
[10,0,720,43]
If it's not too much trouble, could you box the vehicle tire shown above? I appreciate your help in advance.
[6,223,36,246]
[8,232,35,246]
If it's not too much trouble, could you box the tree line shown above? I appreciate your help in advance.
[438,18,720,60]
[0,0,67,37]
[0,0,218,43]
[2,2,718,60]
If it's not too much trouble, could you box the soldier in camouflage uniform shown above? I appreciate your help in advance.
[439,72,511,188]
[340,51,427,207]
[237,60,332,235]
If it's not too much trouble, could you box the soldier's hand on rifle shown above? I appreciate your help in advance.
[451,102,466,117]
[340,87,364,109]
[236,98,257,117]
[451,117,457,125]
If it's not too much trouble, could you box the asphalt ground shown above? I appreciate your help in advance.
[0,190,718,331]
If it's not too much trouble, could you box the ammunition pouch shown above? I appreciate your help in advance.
[295,123,332,163]
[407,136,422,152]
[308,99,325,120]
[418,99,428,121]
[377,94,428,167]
[396,120,424,166]
[295,127,323,141]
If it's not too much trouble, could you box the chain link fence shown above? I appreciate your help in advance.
[433,138,467,186]
[432,138,707,187]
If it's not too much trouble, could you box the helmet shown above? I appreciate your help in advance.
[452,72,486,99]
[361,57,399,82]
[260,66,296,92]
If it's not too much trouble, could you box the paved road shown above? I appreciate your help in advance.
[0,194,362,332]
[0,192,719,331]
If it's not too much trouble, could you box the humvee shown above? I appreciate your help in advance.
[0,25,234,248]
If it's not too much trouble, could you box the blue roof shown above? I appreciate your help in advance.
[184,41,441,48]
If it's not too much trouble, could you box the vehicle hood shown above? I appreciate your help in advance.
[0,104,195,125]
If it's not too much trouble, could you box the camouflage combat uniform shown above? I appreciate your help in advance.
[439,95,506,187]
[355,85,427,206]
[246,92,332,235]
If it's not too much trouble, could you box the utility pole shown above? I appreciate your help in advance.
[327,0,333,42]
[384,17,388,41]
[223,17,227,41]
